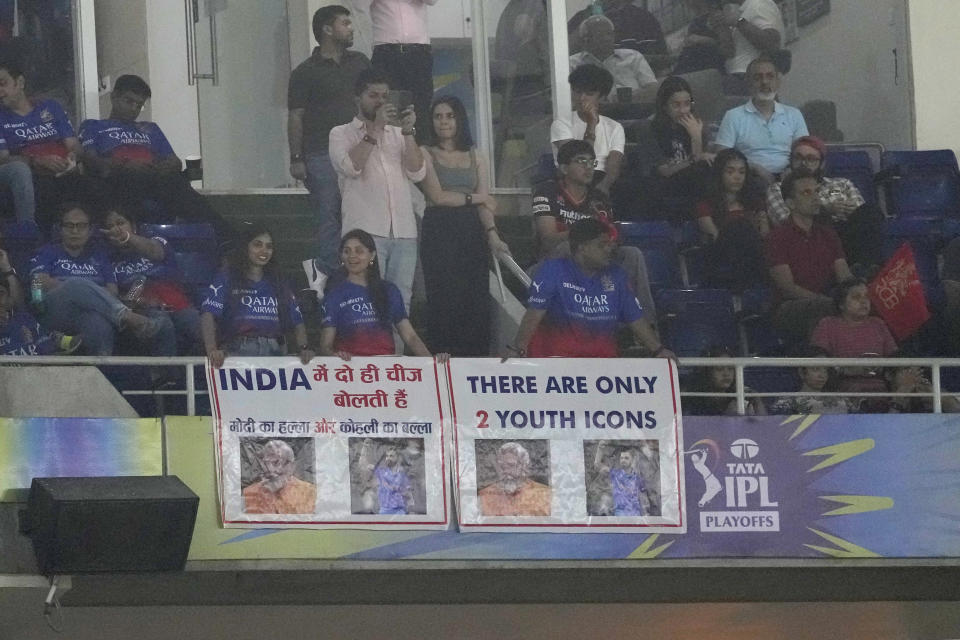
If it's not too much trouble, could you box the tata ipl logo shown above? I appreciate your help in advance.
[693,437,781,532]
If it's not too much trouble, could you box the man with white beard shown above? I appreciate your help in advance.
[478,441,550,516]
[714,55,807,184]
[242,440,317,514]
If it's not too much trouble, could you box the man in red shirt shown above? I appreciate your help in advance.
[764,170,852,346]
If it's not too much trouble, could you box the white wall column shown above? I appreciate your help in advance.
[909,0,960,156]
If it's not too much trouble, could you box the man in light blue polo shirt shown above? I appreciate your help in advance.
[714,55,807,182]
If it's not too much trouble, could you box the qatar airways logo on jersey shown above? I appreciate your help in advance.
[115,257,152,275]
[574,292,610,314]
[108,130,151,143]
[54,259,99,276]
[240,294,277,314]
[12,122,56,139]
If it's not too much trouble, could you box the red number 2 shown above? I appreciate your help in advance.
[475,410,489,429]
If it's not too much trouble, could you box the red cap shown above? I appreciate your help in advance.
[791,135,827,159]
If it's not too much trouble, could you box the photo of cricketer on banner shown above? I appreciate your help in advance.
[447,358,685,532]
[208,356,449,528]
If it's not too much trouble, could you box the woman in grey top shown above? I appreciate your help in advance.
[418,96,509,356]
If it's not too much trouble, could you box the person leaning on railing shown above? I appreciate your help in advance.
[505,217,674,361]
[200,224,314,369]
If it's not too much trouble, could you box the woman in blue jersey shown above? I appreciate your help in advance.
[200,224,314,368]
[101,206,202,354]
[28,202,172,355]
[320,229,439,360]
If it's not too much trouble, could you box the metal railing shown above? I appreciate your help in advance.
[1,355,957,416]
[0,355,208,416]
[680,356,957,414]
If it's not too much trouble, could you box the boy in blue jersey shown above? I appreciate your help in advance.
[78,75,228,238]
[0,247,79,356]
[505,217,675,360]
[0,58,96,228]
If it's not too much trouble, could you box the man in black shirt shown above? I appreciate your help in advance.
[288,5,370,295]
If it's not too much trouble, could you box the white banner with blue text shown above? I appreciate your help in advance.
[446,358,686,533]
[208,356,450,529]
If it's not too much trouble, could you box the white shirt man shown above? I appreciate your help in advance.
[726,0,784,75]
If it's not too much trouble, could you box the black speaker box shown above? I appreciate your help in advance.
[24,475,199,574]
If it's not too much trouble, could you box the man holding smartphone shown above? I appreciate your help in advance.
[328,68,425,312]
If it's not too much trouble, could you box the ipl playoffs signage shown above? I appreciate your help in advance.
[208,357,449,529]
[446,358,685,533]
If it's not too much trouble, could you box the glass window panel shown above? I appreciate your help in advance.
[485,0,554,188]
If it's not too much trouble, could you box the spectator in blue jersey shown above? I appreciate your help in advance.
[200,224,314,368]
[533,139,655,319]
[78,75,229,238]
[506,217,674,360]
[101,206,202,355]
[28,203,170,356]
[0,245,80,356]
[0,274,80,356]
[320,228,439,360]
[358,439,412,515]
[0,57,92,228]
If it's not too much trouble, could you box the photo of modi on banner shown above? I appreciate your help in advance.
[208,356,450,529]
[447,358,685,533]
[240,437,316,514]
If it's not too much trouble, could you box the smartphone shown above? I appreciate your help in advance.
[385,90,413,126]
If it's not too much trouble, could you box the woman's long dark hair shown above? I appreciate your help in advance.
[227,223,290,330]
[651,76,694,156]
[338,228,391,326]
[425,95,473,151]
[704,148,766,225]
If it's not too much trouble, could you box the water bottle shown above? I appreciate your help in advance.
[590,0,604,15]
[30,274,45,314]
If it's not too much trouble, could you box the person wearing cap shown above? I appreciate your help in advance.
[767,135,882,268]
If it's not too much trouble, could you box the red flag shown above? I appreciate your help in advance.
[867,242,930,341]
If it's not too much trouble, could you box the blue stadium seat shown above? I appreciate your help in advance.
[656,288,738,357]
[0,221,41,275]
[738,287,786,356]
[532,152,557,185]
[880,149,960,220]
[139,223,218,297]
[617,221,681,290]
[824,150,878,208]
[743,366,798,393]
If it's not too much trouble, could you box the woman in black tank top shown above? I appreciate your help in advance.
[417,96,510,356]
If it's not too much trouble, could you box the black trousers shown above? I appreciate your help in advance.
[833,203,884,271]
[372,44,434,145]
[420,205,491,356]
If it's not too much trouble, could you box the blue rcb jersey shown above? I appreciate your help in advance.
[78,119,175,162]
[29,244,116,287]
[201,272,303,339]
[110,236,180,289]
[321,280,406,356]
[0,311,55,356]
[0,99,74,157]
[527,258,643,358]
